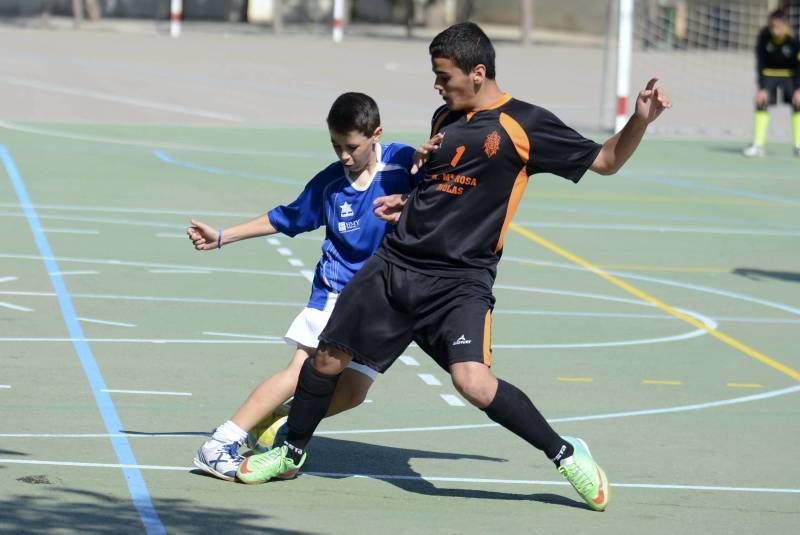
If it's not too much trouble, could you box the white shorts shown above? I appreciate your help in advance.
[284,292,378,380]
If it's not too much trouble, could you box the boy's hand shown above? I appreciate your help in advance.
[373,193,408,224]
[793,89,800,108]
[411,133,445,174]
[187,219,219,251]
[634,78,672,124]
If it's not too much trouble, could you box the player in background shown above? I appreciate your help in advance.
[743,9,800,157]
[189,92,423,481]
[237,22,670,512]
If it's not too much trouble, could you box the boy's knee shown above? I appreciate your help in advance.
[313,343,351,375]
[450,362,497,408]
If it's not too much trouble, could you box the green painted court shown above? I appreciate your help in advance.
[1,24,799,534]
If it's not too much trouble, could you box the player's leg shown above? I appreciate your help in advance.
[745,79,777,156]
[237,256,413,483]
[788,80,800,156]
[327,363,377,416]
[418,276,609,510]
[193,345,312,481]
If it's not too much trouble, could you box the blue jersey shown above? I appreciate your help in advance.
[268,142,419,309]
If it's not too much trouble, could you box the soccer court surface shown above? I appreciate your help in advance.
[1,26,800,535]
[1,122,798,534]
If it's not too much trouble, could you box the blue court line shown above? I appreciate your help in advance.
[0,146,165,535]
[152,148,302,185]
[622,171,800,206]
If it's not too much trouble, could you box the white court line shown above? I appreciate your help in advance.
[300,270,315,283]
[0,276,17,283]
[77,317,136,328]
[0,385,10,389]
[0,458,796,495]
[0,337,284,344]
[0,253,301,278]
[276,248,292,256]
[48,270,98,277]
[418,373,442,386]
[0,291,305,308]
[101,389,191,397]
[516,221,800,237]
[202,331,282,340]
[399,355,420,366]
[288,258,304,267]
[0,121,323,157]
[149,269,211,274]
[267,237,281,245]
[440,394,466,407]
[156,233,187,239]
[39,228,99,235]
[0,77,243,123]
[4,384,799,440]
[0,301,32,312]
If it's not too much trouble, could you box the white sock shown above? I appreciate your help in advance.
[212,420,248,443]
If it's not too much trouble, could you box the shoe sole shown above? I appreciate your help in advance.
[192,457,236,482]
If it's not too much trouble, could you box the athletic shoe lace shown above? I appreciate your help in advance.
[560,462,593,495]
[223,442,243,462]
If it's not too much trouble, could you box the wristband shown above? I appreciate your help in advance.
[217,227,223,250]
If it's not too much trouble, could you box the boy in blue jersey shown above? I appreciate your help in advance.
[188,92,422,481]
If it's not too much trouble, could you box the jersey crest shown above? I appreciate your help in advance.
[483,130,501,158]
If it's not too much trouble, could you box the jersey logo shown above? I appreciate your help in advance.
[483,130,501,158]
[339,202,354,218]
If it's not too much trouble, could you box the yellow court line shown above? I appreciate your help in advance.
[509,223,800,383]
[642,379,683,385]
[557,377,594,382]
[727,383,764,389]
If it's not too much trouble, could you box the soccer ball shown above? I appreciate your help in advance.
[246,404,290,453]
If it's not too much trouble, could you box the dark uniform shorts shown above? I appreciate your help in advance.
[320,255,494,373]
[762,75,797,106]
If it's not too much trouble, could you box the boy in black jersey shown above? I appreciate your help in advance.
[743,9,800,157]
[239,22,671,511]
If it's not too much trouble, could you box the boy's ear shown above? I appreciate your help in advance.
[372,126,383,141]
[471,64,486,84]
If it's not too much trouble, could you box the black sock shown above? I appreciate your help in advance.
[283,358,340,463]
[482,379,573,465]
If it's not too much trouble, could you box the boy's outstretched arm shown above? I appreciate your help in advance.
[187,215,277,251]
[590,77,672,176]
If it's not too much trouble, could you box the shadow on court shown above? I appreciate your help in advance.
[732,267,800,283]
[0,486,313,534]
[282,436,588,510]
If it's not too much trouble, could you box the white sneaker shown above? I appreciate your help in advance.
[742,144,765,157]
[193,438,244,481]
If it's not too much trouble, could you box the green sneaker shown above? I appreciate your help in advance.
[236,445,306,484]
[557,436,610,511]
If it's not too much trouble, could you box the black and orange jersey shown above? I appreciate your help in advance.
[756,28,800,86]
[378,93,601,284]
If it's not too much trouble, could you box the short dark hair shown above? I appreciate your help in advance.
[326,92,381,136]
[429,22,496,79]
[768,9,788,22]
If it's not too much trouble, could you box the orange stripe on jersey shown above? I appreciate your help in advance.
[466,93,513,121]
[431,110,451,136]
[482,309,492,366]
[495,169,528,252]
[495,112,531,252]
[498,112,531,164]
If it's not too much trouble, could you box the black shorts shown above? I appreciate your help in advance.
[762,75,797,106]
[320,255,495,373]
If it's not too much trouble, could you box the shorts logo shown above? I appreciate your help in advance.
[339,202,354,218]
[483,130,501,158]
[452,334,472,346]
